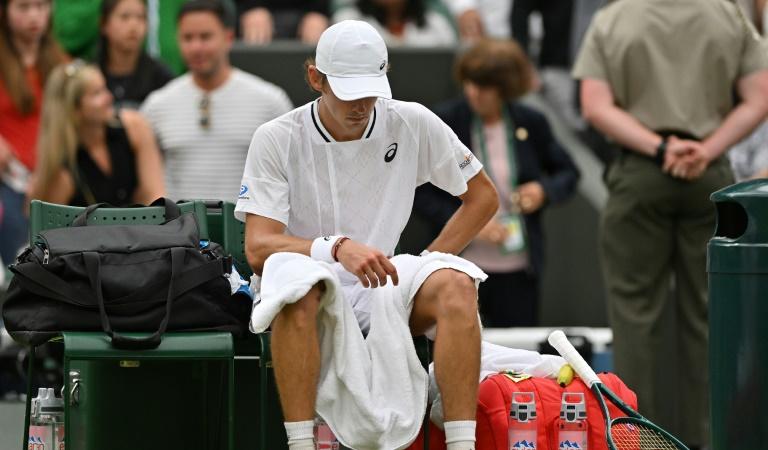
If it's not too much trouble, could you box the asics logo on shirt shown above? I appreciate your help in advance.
[384,143,398,163]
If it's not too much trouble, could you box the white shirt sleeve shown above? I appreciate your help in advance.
[234,125,290,224]
[415,104,483,196]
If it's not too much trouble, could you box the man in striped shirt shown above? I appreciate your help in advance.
[141,0,292,202]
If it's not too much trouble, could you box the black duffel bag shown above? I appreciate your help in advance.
[1,200,246,350]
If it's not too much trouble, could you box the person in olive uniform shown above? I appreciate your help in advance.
[574,0,768,447]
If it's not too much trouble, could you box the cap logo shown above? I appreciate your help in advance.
[380,61,386,71]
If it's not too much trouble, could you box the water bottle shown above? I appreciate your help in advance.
[28,388,65,450]
[314,416,339,450]
[508,391,537,449]
[557,392,588,450]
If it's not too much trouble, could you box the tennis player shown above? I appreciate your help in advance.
[236,20,498,450]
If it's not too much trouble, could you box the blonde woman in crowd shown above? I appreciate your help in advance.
[29,61,164,206]
[0,0,65,264]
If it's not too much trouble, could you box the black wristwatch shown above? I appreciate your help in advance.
[654,137,668,166]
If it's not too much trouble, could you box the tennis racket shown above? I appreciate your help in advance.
[547,330,689,450]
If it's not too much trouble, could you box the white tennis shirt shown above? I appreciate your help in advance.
[235,98,483,256]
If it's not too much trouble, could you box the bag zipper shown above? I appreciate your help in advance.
[35,235,51,264]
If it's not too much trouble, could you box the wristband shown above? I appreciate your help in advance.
[311,235,343,263]
[654,137,668,166]
[332,237,350,262]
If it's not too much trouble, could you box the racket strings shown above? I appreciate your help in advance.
[611,422,681,450]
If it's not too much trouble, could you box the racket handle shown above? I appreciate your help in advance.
[548,330,601,387]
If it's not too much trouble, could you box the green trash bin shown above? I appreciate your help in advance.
[708,179,768,449]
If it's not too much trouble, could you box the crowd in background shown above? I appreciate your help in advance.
[0,0,600,286]
[2,0,768,448]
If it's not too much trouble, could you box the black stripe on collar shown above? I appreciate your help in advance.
[311,102,331,143]
[365,107,377,139]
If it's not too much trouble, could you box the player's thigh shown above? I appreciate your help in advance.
[272,282,324,329]
[409,268,477,333]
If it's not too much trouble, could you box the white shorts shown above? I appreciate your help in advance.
[333,252,487,335]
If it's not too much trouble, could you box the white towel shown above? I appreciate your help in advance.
[251,252,438,450]
[428,341,566,429]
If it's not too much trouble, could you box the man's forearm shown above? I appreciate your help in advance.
[245,217,312,275]
[247,234,312,275]
[704,100,768,159]
[585,103,662,156]
[426,173,498,255]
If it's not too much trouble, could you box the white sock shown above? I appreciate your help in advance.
[284,421,315,450]
[445,420,476,450]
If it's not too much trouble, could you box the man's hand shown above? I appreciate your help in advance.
[514,181,546,214]
[663,137,711,180]
[241,7,274,44]
[457,9,484,41]
[298,12,328,44]
[335,239,399,288]
[476,219,508,245]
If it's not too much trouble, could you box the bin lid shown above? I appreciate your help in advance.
[709,180,768,273]
[710,179,768,244]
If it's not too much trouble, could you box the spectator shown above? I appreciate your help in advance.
[29,61,164,206]
[141,0,292,203]
[512,0,583,131]
[333,0,457,47]
[729,0,768,182]
[237,0,329,44]
[414,39,580,327]
[0,0,65,265]
[97,0,174,111]
[54,0,237,75]
[442,0,511,41]
[574,0,768,447]
[237,20,497,449]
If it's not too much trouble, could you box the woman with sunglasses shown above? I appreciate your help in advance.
[29,61,165,207]
[97,0,173,111]
[0,0,65,265]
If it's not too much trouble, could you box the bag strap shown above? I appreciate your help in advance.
[71,203,112,227]
[83,249,183,350]
[10,263,96,307]
[148,198,181,222]
[111,257,227,307]
[10,252,227,313]
[72,198,181,227]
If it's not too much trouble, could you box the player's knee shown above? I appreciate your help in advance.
[434,270,478,319]
[274,285,322,330]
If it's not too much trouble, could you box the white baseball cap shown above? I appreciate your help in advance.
[315,20,392,101]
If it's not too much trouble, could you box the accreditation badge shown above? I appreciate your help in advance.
[500,213,527,254]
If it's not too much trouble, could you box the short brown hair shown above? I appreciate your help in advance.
[455,39,534,100]
[303,57,327,93]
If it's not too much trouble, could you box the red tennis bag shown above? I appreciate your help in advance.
[408,372,637,450]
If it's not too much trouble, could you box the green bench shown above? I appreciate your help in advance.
[21,200,234,450]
